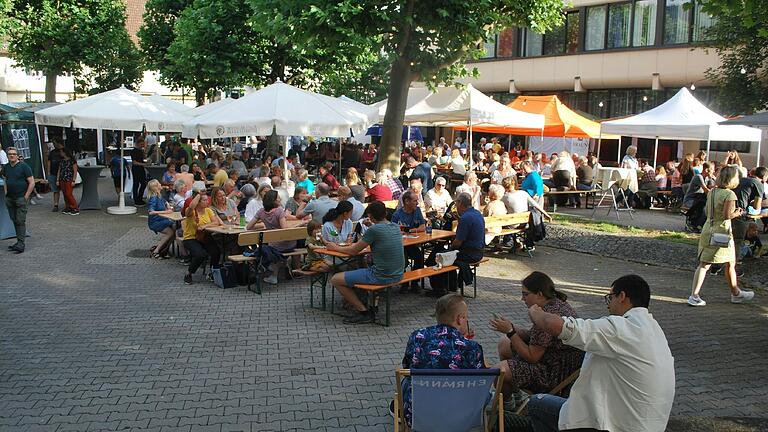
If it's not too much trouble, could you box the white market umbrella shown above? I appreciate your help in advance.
[35,87,192,215]
[147,94,193,113]
[189,97,236,117]
[402,84,545,168]
[181,81,377,139]
[601,87,762,166]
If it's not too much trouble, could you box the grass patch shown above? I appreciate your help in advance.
[552,214,699,246]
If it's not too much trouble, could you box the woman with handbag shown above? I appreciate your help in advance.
[688,166,755,306]
[182,187,223,285]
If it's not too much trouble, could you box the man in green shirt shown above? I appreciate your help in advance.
[2,147,35,253]
[328,201,405,324]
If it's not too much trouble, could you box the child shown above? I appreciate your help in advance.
[301,220,331,272]
[742,223,764,258]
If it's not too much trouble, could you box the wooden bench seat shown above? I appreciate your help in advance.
[353,265,458,326]
[231,227,307,294]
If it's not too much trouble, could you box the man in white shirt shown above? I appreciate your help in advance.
[526,275,675,432]
[455,172,481,210]
[296,182,337,223]
[424,176,453,216]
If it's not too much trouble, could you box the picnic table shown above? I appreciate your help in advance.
[314,229,456,314]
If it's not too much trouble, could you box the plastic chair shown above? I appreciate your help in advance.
[394,368,504,432]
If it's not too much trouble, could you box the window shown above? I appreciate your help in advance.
[588,90,609,118]
[633,0,657,46]
[519,28,543,57]
[700,141,751,153]
[496,28,516,57]
[585,5,607,50]
[566,11,580,53]
[481,36,496,58]
[543,23,566,55]
[609,89,634,117]
[635,89,662,112]
[607,3,632,48]
[692,5,715,41]
[664,0,691,44]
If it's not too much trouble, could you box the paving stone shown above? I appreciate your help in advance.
[1,179,767,432]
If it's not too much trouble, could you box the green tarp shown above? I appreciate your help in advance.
[0,102,57,178]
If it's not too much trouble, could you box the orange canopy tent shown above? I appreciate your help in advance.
[456,95,618,139]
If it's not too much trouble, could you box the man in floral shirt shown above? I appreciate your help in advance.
[398,294,485,426]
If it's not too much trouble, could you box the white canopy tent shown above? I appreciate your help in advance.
[181,82,377,139]
[35,87,192,215]
[402,84,545,167]
[373,87,433,123]
[600,87,763,166]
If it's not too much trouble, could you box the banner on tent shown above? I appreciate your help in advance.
[11,128,30,159]
[529,137,589,157]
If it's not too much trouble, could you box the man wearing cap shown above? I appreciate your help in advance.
[425,176,453,216]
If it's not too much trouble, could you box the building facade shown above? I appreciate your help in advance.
[463,0,766,166]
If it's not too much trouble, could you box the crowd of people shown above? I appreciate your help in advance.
[129,134,571,299]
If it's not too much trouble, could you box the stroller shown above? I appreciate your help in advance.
[681,193,706,233]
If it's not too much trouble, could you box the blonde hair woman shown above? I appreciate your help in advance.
[346,167,366,201]
[688,166,754,306]
[450,148,466,177]
[146,179,175,258]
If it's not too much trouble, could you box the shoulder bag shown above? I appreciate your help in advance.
[708,189,732,247]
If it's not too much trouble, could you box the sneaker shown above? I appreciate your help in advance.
[69,210,80,216]
[184,273,193,285]
[7,243,19,251]
[52,206,58,212]
[731,289,755,304]
[342,310,375,324]
[61,209,72,215]
[709,265,723,275]
[687,295,707,307]
[735,268,745,278]
[12,245,24,254]
[389,400,396,419]
[263,274,278,284]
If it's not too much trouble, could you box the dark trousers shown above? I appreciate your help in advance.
[425,247,483,294]
[132,168,147,204]
[183,239,221,275]
[6,196,28,246]
[528,394,603,432]
[404,245,425,270]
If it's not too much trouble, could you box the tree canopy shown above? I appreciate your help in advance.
[255,0,565,170]
[6,0,142,101]
[700,0,768,114]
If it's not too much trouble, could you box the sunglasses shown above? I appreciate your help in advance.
[603,293,617,305]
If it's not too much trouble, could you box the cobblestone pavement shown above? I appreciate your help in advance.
[1,179,767,431]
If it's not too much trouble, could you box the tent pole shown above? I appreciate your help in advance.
[617,136,622,165]
[120,130,125,207]
[653,137,659,168]
[508,134,512,152]
[35,124,46,178]
[468,121,473,170]
[597,131,602,162]
[706,138,711,161]
[757,140,762,167]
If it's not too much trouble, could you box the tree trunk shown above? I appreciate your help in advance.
[44,72,58,102]
[379,57,413,174]
[195,87,207,106]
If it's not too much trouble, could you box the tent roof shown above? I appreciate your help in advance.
[181,81,377,139]
[601,87,762,142]
[147,94,193,113]
[373,87,432,123]
[34,87,190,132]
[719,111,768,126]
[402,84,544,131]
[189,97,236,117]
[456,95,616,139]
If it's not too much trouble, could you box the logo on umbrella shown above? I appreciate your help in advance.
[158,122,165,131]
[216,125,225,136]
